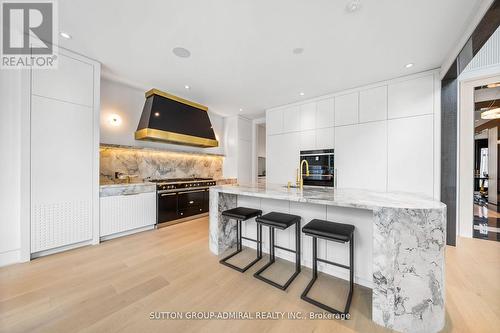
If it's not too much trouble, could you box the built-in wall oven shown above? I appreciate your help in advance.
[153,178,216,226]
[300,149,335,187]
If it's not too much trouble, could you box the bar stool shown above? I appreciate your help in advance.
[301,219,355,315]
[219,207,263,272]
[253,212,301,290]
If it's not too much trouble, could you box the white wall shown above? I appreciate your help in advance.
[266,70,441,199]
[100,79,225,156]
[0,70,23,266]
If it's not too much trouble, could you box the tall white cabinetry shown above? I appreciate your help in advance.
[266,71,439,199]
[29,49,100,255]
[223,116,252,184]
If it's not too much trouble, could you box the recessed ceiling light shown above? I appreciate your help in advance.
[154,112,160,117]
[292,47,304,55]
[346,0,361,12]
[239,108,243,112]
[299,92,305,96]
[184,85,190,90]
[405,63,414,68]
[60,32,71,39]
[172,47,191,58]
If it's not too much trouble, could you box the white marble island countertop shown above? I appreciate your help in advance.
[210,183,446,210]
[210,183,447,333]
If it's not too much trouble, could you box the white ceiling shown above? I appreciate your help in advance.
[59,0,483,117]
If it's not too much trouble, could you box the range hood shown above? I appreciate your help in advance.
[135,89,219,148]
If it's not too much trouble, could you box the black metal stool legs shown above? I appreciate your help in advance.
[301,234,354,314]
[253,222,301,291]
[219,217,263,273]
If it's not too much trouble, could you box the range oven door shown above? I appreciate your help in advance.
[157,192,178,223]
[178,189,206,218]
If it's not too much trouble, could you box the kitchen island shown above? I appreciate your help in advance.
[209,184,446,333]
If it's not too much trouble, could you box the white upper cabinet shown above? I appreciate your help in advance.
[32,54,94,107]
[316,127,335,149]
[387,115,434,197]
[334,92,359,126]
[335,121,387,191]
[282,105,301,133]
[266,109,283,135]
[300,102,317,131]
[299,130,316,150]
[388,74,434,119]
[359,86,387,123]
[316,98,335,128]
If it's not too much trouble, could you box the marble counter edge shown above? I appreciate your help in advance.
[209,185,447,211]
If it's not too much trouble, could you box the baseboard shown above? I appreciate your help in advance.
[100,225,155,241]
[31,239,93,259]
[0,249,21,267]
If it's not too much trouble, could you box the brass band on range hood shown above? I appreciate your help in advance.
[135,128,219,148]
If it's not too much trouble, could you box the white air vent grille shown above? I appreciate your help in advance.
[31,201,92,252]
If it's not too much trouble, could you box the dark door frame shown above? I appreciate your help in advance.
[441,0,500,246]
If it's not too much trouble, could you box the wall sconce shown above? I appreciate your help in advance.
[108,114,122,127]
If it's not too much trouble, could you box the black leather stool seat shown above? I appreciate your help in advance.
[302,219,354,243]
[222,207,262,220]
[256,212,301,229]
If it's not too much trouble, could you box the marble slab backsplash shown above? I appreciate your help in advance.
[100,145,223,182]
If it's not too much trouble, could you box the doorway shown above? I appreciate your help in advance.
[472,83,500,241]
[459,75,500,242]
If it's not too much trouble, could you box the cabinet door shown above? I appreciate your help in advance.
[31,96,93,252]
[282,106,300,133]
[266,109,283,135]
[267,133,299,184]
[237,139,252,184]
[335,92,359,126]
[335,122,387,191]
[388,74,434,119]
[100,192,156,237]
[387,115,434,197]
[300,102,317,131]
[359,86,387,123]
[316,98,335,128]
[32,53,94,107]
[299,130,316,150]
[316,127,335,149]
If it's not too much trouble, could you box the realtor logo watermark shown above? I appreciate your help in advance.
[1,0,58,68]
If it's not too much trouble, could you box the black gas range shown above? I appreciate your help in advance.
[149,178,217,226]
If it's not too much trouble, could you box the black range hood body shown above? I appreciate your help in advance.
[135,89,219,148]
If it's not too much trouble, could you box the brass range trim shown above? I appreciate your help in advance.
[135,128,219,148]
[145,88,208,111]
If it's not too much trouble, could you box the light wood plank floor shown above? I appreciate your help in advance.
[0,217,499,333]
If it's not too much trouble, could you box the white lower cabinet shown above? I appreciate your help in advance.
[100,192,156,238]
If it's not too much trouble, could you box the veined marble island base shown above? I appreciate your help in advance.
[209,184,446,333]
